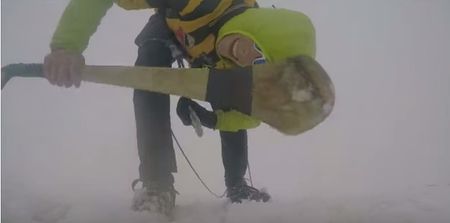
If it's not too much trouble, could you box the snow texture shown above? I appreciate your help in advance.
[3,191,450,223]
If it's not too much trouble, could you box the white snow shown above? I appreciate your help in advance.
[2,0,450,223]
[2,188,450,223]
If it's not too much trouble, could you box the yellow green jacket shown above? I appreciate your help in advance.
[50,0,315,132]
[51,0,257,57]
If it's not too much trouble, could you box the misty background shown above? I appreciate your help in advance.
[2,0,450,222]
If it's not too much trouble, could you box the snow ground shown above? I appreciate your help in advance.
[2,187,450,223]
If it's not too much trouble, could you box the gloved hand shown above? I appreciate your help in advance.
[43,49,85,88]
[176,97,194,126]
[176,97,217,129]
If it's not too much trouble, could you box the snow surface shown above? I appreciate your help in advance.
[2,0,450,223]
[2,186,450,223]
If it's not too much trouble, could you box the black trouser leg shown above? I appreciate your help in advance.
[178,100,249,188]
[134,91,176,187]
[220,130,248,188]
[210,103,249,189]
[133,13,176,188]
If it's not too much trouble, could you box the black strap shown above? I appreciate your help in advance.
[205,66,253,114]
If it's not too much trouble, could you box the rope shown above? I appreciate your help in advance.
[247,159,254,187]
[171,130,226,198]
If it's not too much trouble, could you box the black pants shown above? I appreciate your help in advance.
[133,13,248,188]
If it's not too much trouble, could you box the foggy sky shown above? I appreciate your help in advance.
[2,0,450,221]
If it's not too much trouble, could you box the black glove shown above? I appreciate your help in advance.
[176,97,194,126]
[176,97,217,129]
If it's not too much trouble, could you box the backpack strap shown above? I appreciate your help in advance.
[191,1,254,68]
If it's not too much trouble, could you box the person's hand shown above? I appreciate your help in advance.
[43,49,85,88]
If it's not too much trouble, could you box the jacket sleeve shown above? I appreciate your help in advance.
[50,0,114,53]
[215,109,261,132]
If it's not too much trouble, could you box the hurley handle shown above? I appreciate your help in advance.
[1,63,43,89]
